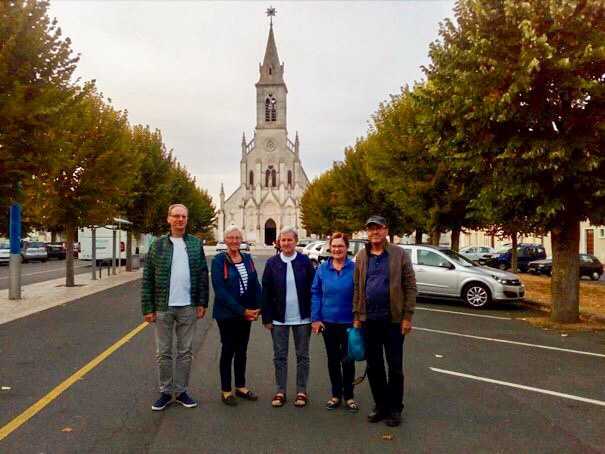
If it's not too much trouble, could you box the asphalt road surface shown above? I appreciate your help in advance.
[0,259,91,290]
[1,251,604,453]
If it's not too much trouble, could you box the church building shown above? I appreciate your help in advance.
[217,15,309,245]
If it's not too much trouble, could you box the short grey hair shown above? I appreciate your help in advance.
[224,225,243,238]
[279,226,298,240]
[167,203,188,217]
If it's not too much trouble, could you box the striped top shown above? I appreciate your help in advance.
[234,262,248,295]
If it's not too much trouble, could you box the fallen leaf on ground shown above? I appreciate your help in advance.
[382,434,393,441]
[62,427,74,432]
[2,386,11,390]
[434,354,443,358]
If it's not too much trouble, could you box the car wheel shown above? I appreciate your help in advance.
[590,271,600,281]
[41,259,47,263]
[498,263,507,271]
[463,283,492,309]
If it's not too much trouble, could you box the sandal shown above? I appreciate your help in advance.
[294,393,308,407]
[271,393,286,408]
[345,399,359,413]
[325,397,341,410]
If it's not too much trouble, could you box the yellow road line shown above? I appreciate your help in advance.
[0,322,149,442]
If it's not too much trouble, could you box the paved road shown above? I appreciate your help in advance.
[0,260,91,290]
[1,252,604,453]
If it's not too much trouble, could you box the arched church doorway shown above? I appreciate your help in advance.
[265,219,276,246]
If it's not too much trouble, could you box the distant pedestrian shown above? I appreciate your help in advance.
[212,225,261,406]
[273,237,281,255]
[353,215,417,427]
[141,203,209,411]
[311,232,358,413]
[262,226,315,408]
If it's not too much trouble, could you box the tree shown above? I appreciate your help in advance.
[28,85,138,286]
[424,0,605,322]
[0,0,79,234]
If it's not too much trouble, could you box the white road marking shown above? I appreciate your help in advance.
[415,327,605,358]
[430,367,605,407]
[416,307,511,320]
[0,265,89,281]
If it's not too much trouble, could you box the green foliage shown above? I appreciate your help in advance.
[0,0,79,234]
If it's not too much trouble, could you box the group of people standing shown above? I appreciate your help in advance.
[141,204,417,428]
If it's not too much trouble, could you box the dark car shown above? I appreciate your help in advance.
[46,243,66,260]
[529,254,604,280]
[480,244,546,272]
[318,239,367,264]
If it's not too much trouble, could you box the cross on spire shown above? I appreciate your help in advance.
[266,6,277,25]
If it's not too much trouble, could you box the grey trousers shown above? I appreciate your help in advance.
[155,306,197,395]
[271,324,312,395]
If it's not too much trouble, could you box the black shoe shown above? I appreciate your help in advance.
[151,393,173,411]
[385,412,402,427]
[222,394,238,406]
[235,389,258,401]
[175,392,198,408]
[367,408,386,423]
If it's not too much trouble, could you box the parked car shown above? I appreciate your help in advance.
[21,241,48,263]
[295,238,316,253]
[301,241,322,256]
[216,241,228,252]
[480,244,546,272]
[318,239,367,264]
[459,245,495,262]
[239,241,250,251]
[307,241,327,267]
[46,243,66,260]
[528,254,604,280]
[0,242,10,264]
[399,244,525,308]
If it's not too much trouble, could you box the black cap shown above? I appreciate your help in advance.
[365,215,387,227]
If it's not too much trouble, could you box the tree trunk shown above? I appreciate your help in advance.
[490,233,495,248]
[551,220,580,323]
[126,230,133,272]
[51,231,57,243]
[511,232,518,272]
[65,226,75,287]
[429,228,441,246]
[450,226,461,252]
[414,230,423,244]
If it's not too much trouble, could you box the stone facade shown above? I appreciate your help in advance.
[217,21,309,245]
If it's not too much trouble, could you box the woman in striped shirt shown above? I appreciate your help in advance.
[211,225,261,406]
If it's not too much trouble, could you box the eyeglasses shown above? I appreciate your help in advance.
[330,245,347,249]
[225,237,242,241]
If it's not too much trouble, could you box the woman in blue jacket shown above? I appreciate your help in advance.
[212,226,261,406]
[311,232,358,412]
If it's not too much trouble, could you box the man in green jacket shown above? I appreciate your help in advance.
[141,203,209,411]
[353,215,417,427]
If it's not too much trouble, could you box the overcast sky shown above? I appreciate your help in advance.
[48,0,456,207]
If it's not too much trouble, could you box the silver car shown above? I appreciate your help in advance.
[0,242,10,264]
[399,244,525,308]
[459,245,495,262]
[21,241,48,263]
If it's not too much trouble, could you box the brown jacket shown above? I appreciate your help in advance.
[353,241,417,322]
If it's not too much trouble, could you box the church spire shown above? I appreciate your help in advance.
[258,8,285,85]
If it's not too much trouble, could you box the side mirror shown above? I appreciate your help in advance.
[439,262,454,269]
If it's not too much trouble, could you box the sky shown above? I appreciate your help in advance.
[47,0,456,207]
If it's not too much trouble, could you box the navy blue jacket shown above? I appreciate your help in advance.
[261,252,316,324]
[211,252,261,320]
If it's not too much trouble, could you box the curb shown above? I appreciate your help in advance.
[523,299,605,324]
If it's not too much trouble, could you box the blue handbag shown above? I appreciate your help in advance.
[347,327,365,362]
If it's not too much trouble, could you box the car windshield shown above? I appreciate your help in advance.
[27,242,45,248]
[441,249,477,267]
[495,246,511,254]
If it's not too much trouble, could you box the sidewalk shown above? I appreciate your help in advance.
[0,269,143,325]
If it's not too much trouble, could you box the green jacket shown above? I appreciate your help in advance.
[141,234,209,315]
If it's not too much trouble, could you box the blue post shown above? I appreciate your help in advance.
[9,203,22,299]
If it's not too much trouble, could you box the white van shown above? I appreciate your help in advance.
[78,227,150,262]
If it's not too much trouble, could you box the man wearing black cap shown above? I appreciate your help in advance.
[352,215,417,427]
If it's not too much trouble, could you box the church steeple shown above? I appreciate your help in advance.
[258,22,285,86]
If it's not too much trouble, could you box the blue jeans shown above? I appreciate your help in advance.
[363,320,405,414]
[270,324,311,394]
